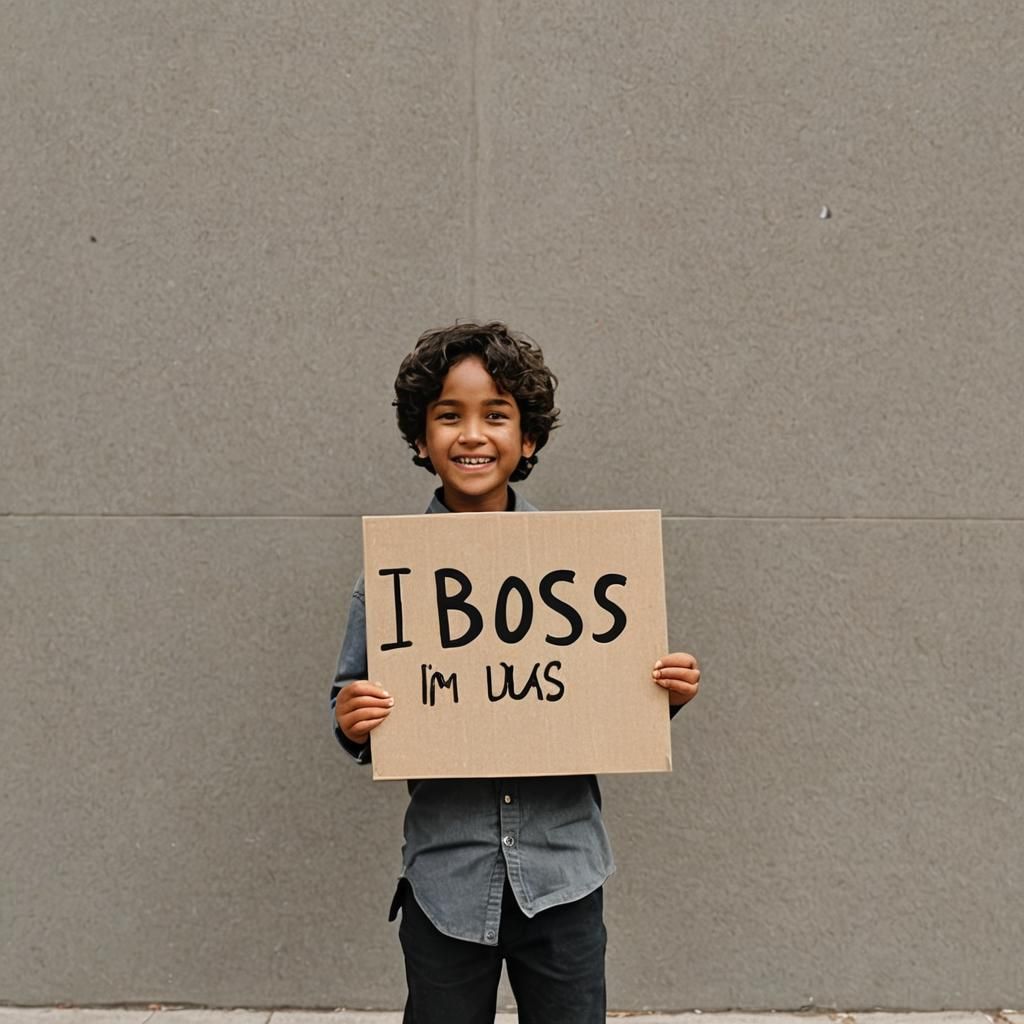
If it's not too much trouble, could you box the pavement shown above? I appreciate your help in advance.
[0,1011,1021,1024]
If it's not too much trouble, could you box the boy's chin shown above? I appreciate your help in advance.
[441,467,501,489]
[446,482,502,498]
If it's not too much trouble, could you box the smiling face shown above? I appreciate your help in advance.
[417,355,536,513]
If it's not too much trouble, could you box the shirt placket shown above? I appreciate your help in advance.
[498,779,525,914]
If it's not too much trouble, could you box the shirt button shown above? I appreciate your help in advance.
[485,930,496,941]
[502,834,515,847]
[503,794,512,804]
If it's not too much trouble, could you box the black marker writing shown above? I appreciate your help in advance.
[420,662,459,706]
[494,575,534,644]
[539,569,584,646]
[592,573,628,643]
[435,568,484,648]
[486,660,564,702]
[379,567,413,651]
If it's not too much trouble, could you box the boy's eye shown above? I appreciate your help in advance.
[434,411,508,422]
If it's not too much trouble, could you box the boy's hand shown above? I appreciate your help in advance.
[652,652,701,706]
[335,681,394,743]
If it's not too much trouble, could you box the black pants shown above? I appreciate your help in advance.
[397,879,607,1024]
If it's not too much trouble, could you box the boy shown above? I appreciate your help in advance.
[330,322,700,1024]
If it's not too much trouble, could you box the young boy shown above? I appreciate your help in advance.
[330,322,700,1024]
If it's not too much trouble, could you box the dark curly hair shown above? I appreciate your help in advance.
[394,321,559,482]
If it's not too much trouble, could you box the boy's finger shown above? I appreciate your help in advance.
[343,704,393,721]
[343,681,391,698]
[342,706,392,730]
[654,673,699,692]
[655,654,696,670]
[653,677,698,692]
[652,667,700,684]
[340,694,395,711]
[345,717,387,738]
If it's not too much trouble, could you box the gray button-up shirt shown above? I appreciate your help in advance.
[329,487,616,945]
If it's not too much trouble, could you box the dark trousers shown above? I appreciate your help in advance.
[397,879,607,1024]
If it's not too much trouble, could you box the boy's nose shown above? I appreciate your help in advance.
[458,420,486,442]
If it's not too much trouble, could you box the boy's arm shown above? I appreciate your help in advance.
[330,583,373,764]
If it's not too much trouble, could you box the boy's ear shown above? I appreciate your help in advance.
[522,435,537,459]
[416,438,429,459]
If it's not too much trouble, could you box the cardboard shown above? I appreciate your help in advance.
[362,509,672,780]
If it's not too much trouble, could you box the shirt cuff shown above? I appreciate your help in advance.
[334,722,371,764]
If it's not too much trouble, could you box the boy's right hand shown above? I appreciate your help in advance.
[335,682,394,744]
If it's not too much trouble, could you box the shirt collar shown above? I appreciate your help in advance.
[426,486,537,514]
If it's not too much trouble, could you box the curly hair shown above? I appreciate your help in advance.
[394,321,560,482]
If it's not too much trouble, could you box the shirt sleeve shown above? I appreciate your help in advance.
[329,580,372,765]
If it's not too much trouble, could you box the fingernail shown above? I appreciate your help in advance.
[654,660,663,670]
[382,690,390,697]
[387,698,395,706]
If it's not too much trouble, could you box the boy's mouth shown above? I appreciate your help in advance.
[452,455,496,466]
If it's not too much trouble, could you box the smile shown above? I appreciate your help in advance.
[452,456,496,466]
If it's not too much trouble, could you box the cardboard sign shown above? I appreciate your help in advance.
[362,510,671,780]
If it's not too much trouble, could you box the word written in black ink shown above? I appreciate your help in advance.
[379,567,628,652]
[486,660,564,702]
[420,663,459,706]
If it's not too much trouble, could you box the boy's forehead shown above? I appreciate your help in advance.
[432,356,512,401]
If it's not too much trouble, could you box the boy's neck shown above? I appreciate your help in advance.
[436,485,515,513]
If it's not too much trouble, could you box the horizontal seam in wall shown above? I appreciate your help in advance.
[3,514,1024,524]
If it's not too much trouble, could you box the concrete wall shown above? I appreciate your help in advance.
[3,0,1022,1011]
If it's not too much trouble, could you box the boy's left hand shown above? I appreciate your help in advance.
[652,652,701,706]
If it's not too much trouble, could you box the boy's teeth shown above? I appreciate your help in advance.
[456,456,493,464]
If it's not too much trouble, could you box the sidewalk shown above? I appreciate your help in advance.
[0,1010,1020,1024]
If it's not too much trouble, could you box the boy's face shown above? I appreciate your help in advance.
[417,355,536,513]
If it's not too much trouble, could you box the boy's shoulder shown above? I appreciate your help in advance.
[511,488,539,513]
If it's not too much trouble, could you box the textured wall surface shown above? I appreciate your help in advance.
[3,0,1022,1011]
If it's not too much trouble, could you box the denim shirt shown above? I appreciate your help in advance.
[329,487,616,945]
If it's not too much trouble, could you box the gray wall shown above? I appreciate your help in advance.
[3,0,1022,1011]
